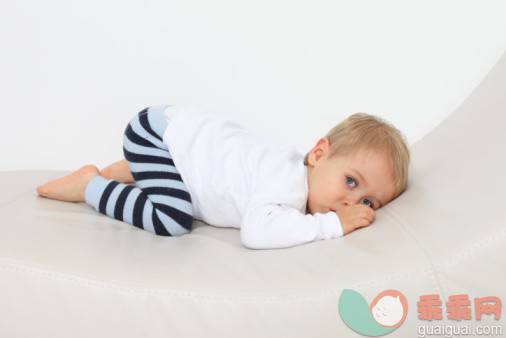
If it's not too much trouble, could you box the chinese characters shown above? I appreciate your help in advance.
[417,294,501,321]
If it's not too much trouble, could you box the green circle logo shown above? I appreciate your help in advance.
[338,289,408,336]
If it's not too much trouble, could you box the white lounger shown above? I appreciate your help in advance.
[1,52,505,337]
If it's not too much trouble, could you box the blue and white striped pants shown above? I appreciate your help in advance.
[84,105,193,236]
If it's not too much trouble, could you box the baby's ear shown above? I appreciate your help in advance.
[315,137,330,150]
[306,149,317,166]
[309,137,330,163]
[308,137,330,164]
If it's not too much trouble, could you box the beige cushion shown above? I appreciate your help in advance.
[1,52,505,337]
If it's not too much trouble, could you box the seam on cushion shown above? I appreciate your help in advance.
[0,261,437,304]
[0,190,35,209]
[433,226,506,269]
[382,207,447,300]
[344,266,439,290]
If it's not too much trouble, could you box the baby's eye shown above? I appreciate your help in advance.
[363,199,373,208]
[346,176,356,187]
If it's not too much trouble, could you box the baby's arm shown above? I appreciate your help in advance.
[241,203,342,249]
[241,203,376,249]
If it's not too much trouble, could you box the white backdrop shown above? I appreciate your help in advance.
[1,0,505,171]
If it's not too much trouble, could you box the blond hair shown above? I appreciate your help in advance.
[304,113,410,198]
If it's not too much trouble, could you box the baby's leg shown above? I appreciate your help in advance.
[84,106,193,236]
[100,159,134,183]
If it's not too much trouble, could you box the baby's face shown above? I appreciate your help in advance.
[306,139,396,215]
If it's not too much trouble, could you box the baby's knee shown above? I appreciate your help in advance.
[176,218,193,236]
[155,227,191,237]
[153,213,193,237]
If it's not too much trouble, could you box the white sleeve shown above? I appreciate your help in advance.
[241,203,344,250]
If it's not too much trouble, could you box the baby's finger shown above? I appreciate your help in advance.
[369,208,376,222]
[353,217,371,229]
[357,207,375,223]
[361,205,375,222]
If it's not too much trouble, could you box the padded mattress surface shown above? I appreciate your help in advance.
[1,53,506,337]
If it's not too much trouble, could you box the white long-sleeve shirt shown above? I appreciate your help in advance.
[162,106,343,249]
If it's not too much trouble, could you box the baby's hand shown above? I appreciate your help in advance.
[335,204,375,235]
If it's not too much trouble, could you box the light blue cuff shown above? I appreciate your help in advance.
[84,175,111,210]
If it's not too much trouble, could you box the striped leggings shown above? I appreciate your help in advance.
[84,105,193,236]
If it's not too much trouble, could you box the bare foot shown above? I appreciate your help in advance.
[36,165,100,202]
[100,159,134,183]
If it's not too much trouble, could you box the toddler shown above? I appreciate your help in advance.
[36,105,410,249]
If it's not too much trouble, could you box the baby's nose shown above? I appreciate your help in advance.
[343,200,357,206]
[343,196,360,206]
